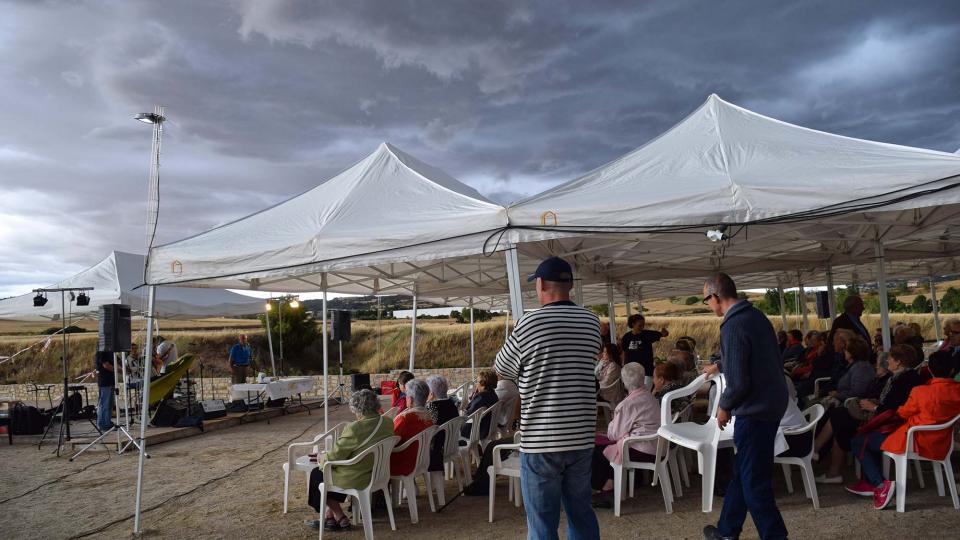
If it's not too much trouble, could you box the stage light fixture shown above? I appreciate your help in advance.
[33,292,48,307]
[76,292,90,306]
[134,112,165,124]
[265,302,273,311]
[289,299,300,309]
[706,225,728,242]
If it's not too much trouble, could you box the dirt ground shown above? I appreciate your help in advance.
[2,407,959,540]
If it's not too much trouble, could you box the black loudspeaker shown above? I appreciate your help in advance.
[815,291,830,319]
[98,304,132,352]
[332,310,352,341]
[151,398,187,427]
[351,373,371,391]
[199,400,227,420]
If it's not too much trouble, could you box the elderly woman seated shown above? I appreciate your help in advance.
[424,376,459,474]
[597,342,625,405]
[460,368,499,441]
[653,361,692,415]
[306,389,395,532]
[590,363,660,508]
[665,349,698,385]
[391,379,434,477]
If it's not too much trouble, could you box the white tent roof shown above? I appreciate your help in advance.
[502,94,960,290]
[145,143,508,292]
[0,251,265,321]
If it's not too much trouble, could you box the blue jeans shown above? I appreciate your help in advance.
[851,431,889,487]
[717,417,788,540]
[97,386,114,431]
[520,448,599,540]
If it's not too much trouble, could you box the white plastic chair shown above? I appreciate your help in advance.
[458,407,486,482]
[882,412,960,513]
[390,425,438,524]
[487,432,523,523]
[474,402,503,464]
[282,422,346,513]
[317,435,400,540]
[383,407,399,419]
[774,404,825,509]
[456,383,475,413]
[656,373,727,513]
[598,376,623,402]
[430,415,467,506]
[612,434,674,516]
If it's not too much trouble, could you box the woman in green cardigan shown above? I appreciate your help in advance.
[306,389,395,531]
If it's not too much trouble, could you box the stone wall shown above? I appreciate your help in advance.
[0,368,480,407]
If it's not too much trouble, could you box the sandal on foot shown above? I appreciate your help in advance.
[336,516,351,530]
[323,518,341,531]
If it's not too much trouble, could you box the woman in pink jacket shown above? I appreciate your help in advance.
[590,362,661,508]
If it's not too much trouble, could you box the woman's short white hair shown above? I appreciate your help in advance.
[622,363,646,391]
[405,379,430,407]
[426,375,448,399]
[349,389,380,416]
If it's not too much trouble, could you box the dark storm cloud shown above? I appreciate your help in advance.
[1,0,958,295]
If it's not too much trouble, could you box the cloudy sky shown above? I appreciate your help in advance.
[1,0,959,298]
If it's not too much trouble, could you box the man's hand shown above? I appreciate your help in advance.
[660,328,669,337]
[717,408,731,430]
[859,399,878,412]
[702,363,720,376]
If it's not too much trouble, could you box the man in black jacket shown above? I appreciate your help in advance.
[702,273,788,540]
[828,295,870,344]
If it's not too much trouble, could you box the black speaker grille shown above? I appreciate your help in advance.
[99,304,132,352]
[332,310,352,341]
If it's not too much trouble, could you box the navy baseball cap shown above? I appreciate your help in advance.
[527,256,574,283]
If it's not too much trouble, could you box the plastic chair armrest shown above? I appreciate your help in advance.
[492,443,521,469]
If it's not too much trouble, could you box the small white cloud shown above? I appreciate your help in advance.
[0,145,46,162]
[61,70,84,87]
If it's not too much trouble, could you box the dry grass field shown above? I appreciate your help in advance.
[0,310,946,385]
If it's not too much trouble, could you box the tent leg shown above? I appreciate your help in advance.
[469,298,476,380]
[636,286,643,315]
[322,276,329,433]
[133,286,156,534]
[797,272,808,333]
[777,279,788,331]
[504,244,524,324]
[574,276,584,307]
[265,298,276,377]
[875,240,891,351]
[409,289,417,372]
[826,264,838,321]
[625,283,632,318]
[606,282,616,344]
[929,269,942,341]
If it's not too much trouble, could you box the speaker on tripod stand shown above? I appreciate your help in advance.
[331,311,351,403]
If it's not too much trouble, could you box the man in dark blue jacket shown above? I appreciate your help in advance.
[702,272,788,540]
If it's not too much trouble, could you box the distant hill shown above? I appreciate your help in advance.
[302,295,446,314]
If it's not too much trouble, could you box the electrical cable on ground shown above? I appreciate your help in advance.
[0,452,111,505]
[71,404,338,539]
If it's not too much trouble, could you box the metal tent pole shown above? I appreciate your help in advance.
[504,244,524,324]
[469,298,476,380]
[264,298,276,377]
[875,240,891,351]
[606,282,616,344]
[625,283,632,318]
[797,272,808,333]
[574,275,584,306]
[408,288,417,372]
[133,286,156,534]
[777,278,788,330]
[636,286,643,314]
[322,275,329,433]
[930,269,942,341]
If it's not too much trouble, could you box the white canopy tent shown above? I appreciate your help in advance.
[134,98,960,532]
[0,251,264,321]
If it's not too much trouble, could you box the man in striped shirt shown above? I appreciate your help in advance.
[495,256,601,540]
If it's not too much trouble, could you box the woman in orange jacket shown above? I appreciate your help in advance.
[848,350,960,510]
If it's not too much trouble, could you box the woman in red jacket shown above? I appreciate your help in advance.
[849,350,960,510]
[390,378,434,476]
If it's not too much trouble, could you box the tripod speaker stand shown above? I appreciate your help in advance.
[331,310,351,403]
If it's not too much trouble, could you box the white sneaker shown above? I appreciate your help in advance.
[814,474,842,484]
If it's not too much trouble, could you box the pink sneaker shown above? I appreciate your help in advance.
[845,479,875,497]
[873,480,895,510]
